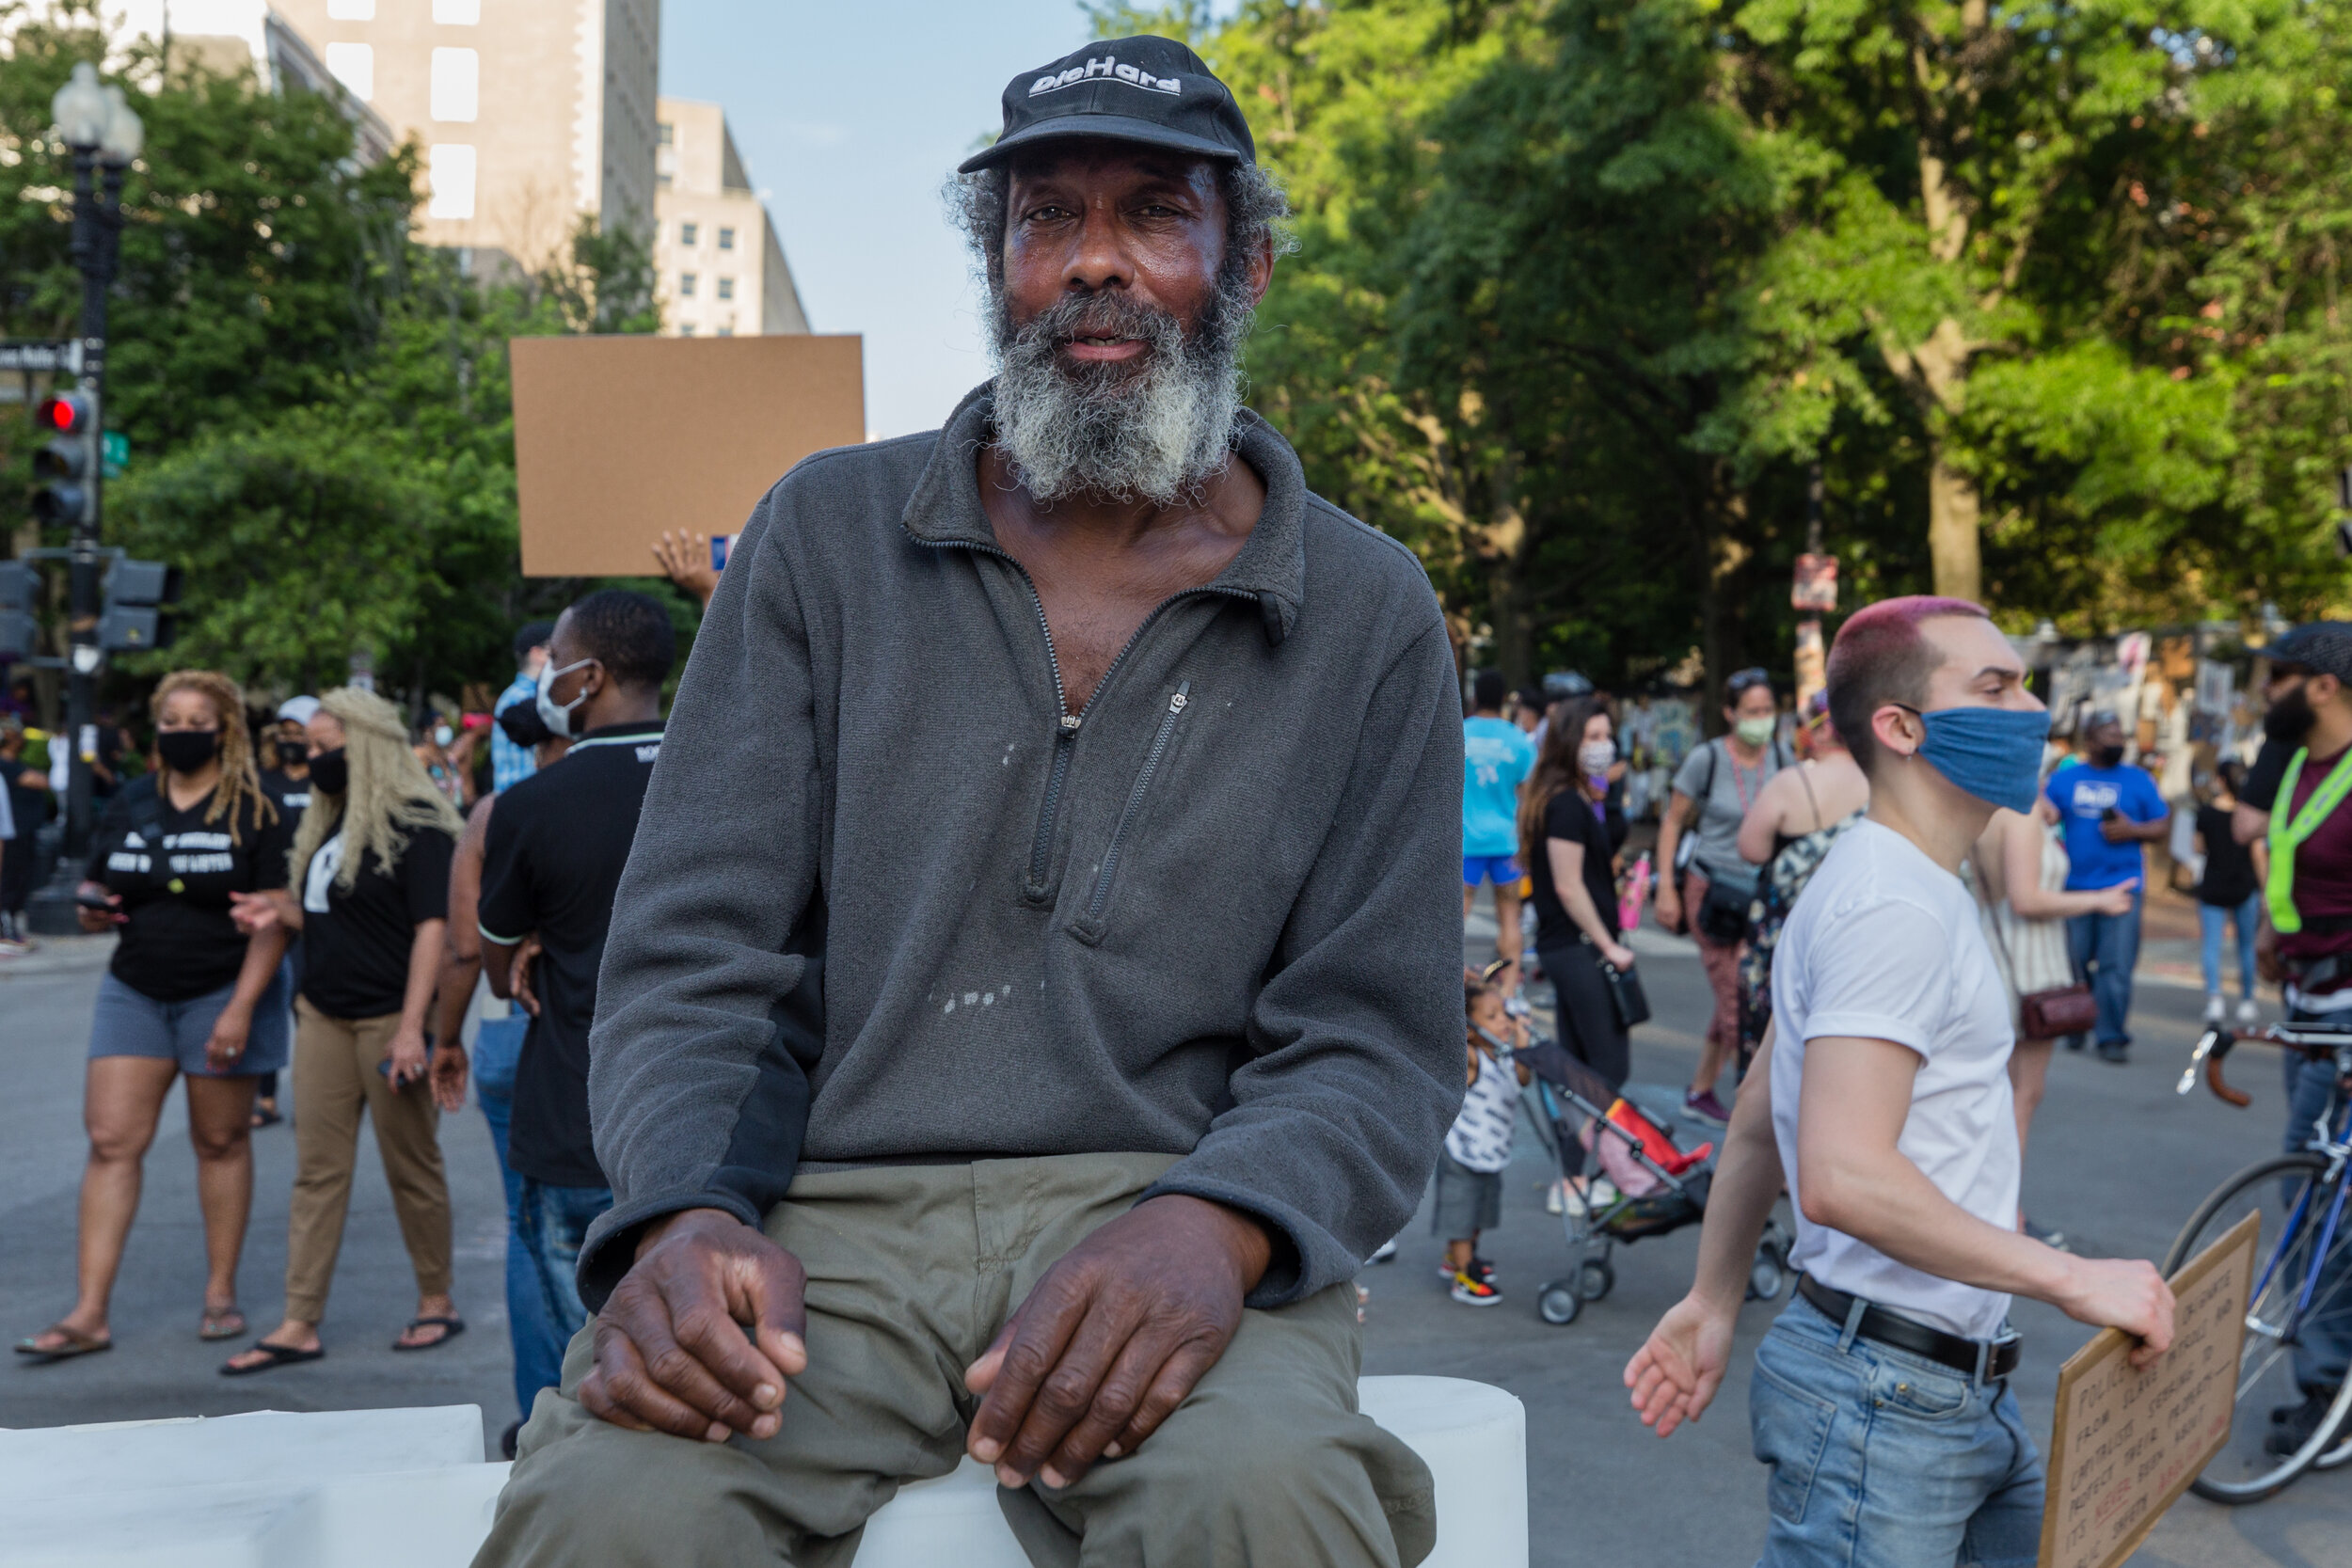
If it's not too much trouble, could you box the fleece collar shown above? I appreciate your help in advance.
[900,381,1306,644]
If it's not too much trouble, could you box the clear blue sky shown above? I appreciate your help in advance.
[659,1,1103,439]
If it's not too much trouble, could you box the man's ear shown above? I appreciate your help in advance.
[2318,673,2348,709]
[1245,229,1275,308]
[1871,704,1920,760]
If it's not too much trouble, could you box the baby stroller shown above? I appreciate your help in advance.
[1520,1037,1792,1326]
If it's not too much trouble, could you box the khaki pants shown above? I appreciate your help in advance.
[284,999,454,1323]
[475,1153,1436,1568]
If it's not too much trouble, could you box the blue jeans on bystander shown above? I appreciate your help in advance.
[1750,1294,2044,1568]
[2066,886,2143,1049]
[2282,1006,2352,1396]
[472,1015,564,1419]
[2200,893,2261,1002]
[517,1178,615,1348]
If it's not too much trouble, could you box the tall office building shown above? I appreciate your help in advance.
[653,99,809,337]
[268,0,660,263]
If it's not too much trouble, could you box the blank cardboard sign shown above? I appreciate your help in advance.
[511,334,866,578]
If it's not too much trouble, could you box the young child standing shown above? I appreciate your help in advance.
[1437,980,1533,1305]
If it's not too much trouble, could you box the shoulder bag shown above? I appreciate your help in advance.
[1972,851,2097,1040]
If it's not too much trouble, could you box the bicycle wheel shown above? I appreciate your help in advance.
[2165,1153,2352,1502]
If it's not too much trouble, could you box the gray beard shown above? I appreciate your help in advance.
[988,282,1249,506]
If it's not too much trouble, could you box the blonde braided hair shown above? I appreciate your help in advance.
[150,670,277,846]
[289,687,464,894]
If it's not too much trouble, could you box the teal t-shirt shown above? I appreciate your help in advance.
[1462,717,1537,858]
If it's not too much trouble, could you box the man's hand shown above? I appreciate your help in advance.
[963,1195,1270,1491]
[579,1209,806,1443]
[2053,1255,2176,1370]
[513,934,544,1017]
[1624,1292,1736,1438]
[652,530,721,608]
[429,1041,469,1113]
[202,1000,253,1072]
[2258,918,2284,985]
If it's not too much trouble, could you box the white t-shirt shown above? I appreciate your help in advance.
[1771,818,2022,1340]
[1445,1046,1519,1174]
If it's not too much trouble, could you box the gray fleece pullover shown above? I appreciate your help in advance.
[578,384,1465,1310]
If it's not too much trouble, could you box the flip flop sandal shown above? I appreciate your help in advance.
[13,1325,111,1363]
[199,1308,247,1341]
[220,1339,325,1376]
[392,1315,466,1353]
[249,1106,282,1129]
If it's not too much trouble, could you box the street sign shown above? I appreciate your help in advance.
[0,340,83,375]
[102,431,127,479]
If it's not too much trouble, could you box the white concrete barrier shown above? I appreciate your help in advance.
[0,1376,1525,1567]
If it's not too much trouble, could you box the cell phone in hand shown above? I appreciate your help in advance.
[377,1039,437,1083]
[75,889,114,911]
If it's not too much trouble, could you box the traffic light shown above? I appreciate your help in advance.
[0,560,34,661]
[99,557,180,652]
[30,391,98,528]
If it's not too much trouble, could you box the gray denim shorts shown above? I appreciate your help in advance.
[88,968,292,1078]
[1430,1147,1503,1238]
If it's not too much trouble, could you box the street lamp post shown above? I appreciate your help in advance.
[48,62,140,868]
[23,66,140,934]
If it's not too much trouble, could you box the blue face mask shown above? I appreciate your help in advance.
[1900,705,2050,815]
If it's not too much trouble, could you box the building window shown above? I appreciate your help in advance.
[430,48,479,122]
[658,172,673,189]
[718,227,736,251]
[679,324,696,337]
[680,222,697,246]
[678,273,697,297]
[657,122,674,145]
[716,277,735,301]
[326,0,374,17]
[433,0,480,20]
[717,326,734,337]
[427,144,476,220]
[323,42,373,101]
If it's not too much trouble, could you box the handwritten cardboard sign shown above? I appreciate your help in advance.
[2037,1211,2258,1568]
[510,333,866,578]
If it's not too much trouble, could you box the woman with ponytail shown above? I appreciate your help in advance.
[14,671,294,1362]
[222,687,467,1374]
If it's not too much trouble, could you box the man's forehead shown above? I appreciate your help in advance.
[1007,141,1218,190]
[1920,614,2023,678]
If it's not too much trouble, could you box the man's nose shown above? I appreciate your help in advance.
[1063,199,1134,293]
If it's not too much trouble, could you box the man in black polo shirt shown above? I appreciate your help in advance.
[477,590,674,1373]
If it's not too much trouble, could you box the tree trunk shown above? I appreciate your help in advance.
[1927,436,1982,602]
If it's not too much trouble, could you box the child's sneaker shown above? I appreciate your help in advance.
[1367,1237,1398,1264]
[1448,1268,1502,1306]
[1436,1256,1496,1284]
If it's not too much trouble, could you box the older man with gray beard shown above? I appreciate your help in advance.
[472,36,1463,1568]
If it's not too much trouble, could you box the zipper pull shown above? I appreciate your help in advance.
[1169,691,1188,713]
[1059,714,1082,735]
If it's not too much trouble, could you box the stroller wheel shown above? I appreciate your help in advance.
[1748,1252,1786,1303]
[1577,1259,1615,1303]
[1538,1279,1581,1325]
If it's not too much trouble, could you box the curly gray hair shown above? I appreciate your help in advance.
[948,156,1294,295]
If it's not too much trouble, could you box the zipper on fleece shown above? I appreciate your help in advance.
[1080,681,1192,927]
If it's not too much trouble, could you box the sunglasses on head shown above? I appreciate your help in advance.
[1726,667,1772,696]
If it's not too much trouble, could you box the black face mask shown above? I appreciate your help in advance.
[2093,744,2125,768]
[275,738,309,769]
[496,701,553,749]
[2266,682,2318,746]
[155,729,221,776]
[308,748,349,796]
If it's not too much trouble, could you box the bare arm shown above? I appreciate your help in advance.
[1654,790,1695,927]
[2001,813,2133,920]
[1736,770,1796,866]
[436,797,495,1053]
[1547,836,1634,970]
[2233,802,2269,847]
[1799,1035,2173,1364]
[384,918,447,1091]
[202,922,291,1072]
[1625,1028,1783,1435]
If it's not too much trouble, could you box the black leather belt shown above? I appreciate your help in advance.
[1797,1274,2021,1381]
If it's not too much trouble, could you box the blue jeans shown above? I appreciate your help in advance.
[2282,1007,2352,1393]
[2066,887,2143,1048]
[517,1178,614,1349]
[473,1015,564,1420]
[1751,1297,2044,1567]
[2200,894,2261,1000]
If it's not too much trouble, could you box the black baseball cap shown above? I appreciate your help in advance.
[2270,622,2352,683]
[958,36,1256,175]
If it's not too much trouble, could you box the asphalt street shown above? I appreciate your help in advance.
[5,918,2350,1567]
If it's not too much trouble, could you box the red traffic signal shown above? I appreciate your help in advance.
[34,392,94,435]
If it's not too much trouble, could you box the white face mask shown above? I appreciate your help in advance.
[432,723,454,749]
[1579,739,1616,776]
[535,657,595,739]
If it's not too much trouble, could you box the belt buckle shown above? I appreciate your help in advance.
[1978,1329,2022,1385]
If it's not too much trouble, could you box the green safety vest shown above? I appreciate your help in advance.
[2265,746,2352,934]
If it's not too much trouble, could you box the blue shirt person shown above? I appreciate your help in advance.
[1461,671,1537,977]
[490,620,556,795]
[2043,712,2169,1058]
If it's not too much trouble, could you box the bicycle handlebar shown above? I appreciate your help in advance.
[2181,1022,2352,1106]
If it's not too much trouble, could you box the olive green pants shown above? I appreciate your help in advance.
[472,1152,1435,1568]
